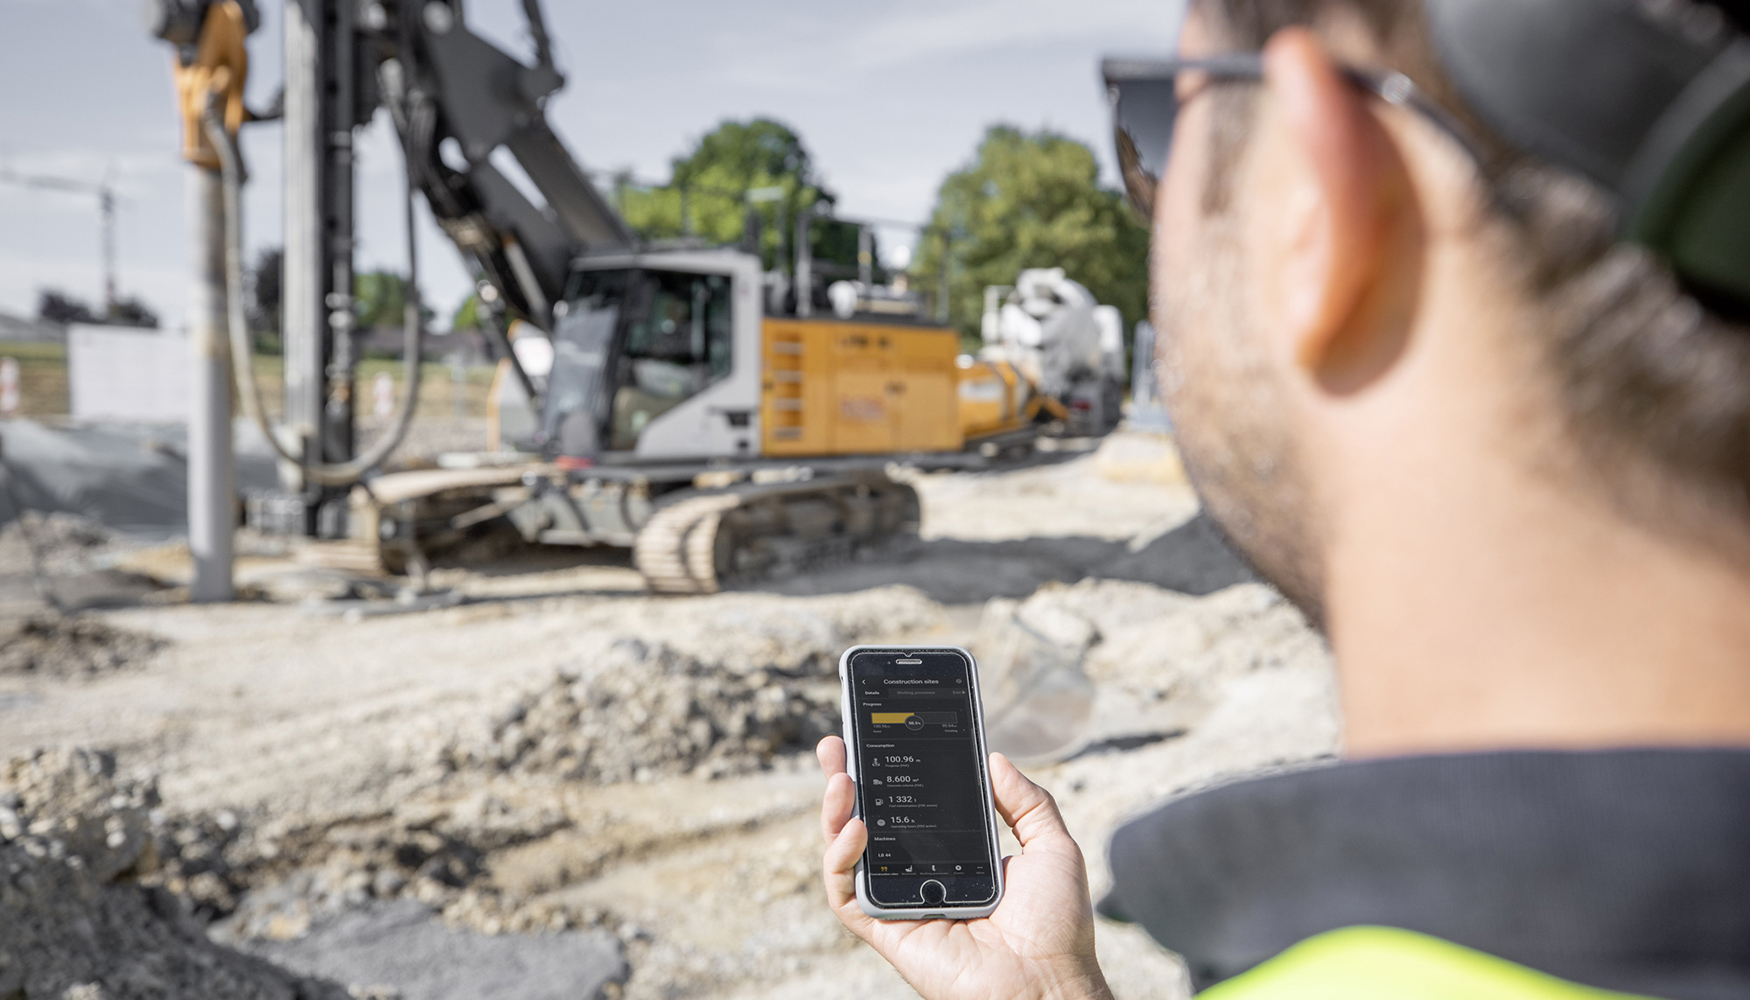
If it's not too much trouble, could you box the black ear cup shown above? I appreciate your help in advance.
[1426,0,1750,303]
[1622,41,1750,302]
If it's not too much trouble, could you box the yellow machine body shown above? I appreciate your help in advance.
[760,318,966,456]
[954,356,1034,441]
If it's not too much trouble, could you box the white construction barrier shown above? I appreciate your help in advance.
[67,324,192,423]
[0,357,18,417]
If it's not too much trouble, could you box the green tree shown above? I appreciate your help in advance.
[451,293,481,333]
[353,270,435,331]
[249,247,282,332]
[619,118,835,272]
[249,247,283,354]
[913,126,1150,349]
[354,270,408,331]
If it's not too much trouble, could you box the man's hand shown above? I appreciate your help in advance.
[817,736,1113,1000]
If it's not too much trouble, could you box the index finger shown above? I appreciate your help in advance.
[817,735,847,777]
[819,737,855,843]
[990,752,1080,854]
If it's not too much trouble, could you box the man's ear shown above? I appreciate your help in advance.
[1264,28,1419,391]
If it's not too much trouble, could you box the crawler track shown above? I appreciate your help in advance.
[634,472,920,595]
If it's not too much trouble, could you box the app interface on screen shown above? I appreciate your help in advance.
[851,653,994,884]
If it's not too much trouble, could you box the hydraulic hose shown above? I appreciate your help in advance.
[204,100,423,486]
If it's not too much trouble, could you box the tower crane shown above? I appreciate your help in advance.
[0,168,120,316]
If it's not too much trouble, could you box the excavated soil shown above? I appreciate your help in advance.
[0,433,1339,1000]
[0,512,118,577]
[450,638,847,784]
[0,615,167,679]
[442,588,943,785]
[0,748,350,1000]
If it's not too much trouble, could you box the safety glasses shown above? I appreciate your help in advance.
[1101,53,1486,223]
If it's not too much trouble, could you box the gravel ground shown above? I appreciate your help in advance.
[0,432,1338,1000]
[0,748,352,1000]
[231,901,626,1000]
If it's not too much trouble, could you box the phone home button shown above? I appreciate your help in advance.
[919,880,947,906]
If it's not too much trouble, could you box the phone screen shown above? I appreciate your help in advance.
[847,648,999,908]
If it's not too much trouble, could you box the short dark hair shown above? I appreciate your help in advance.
[1195,0,1750,544]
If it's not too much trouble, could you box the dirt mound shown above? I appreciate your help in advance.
[1091,431,1187,485]
[965,578,1332,763]
[447,637,840,784]
[1079,580,1327,701]
[1011,578,1197,640]
[598,586,945,675]
[445,588,941,784]
[114,588,946,955]
[0,613,167,678]
[0,748,348,1000]
[0,511,114,577]
[201,787,611,947]
[144,808,253,922]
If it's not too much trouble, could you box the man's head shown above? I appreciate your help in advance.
[1155,0,1750,632]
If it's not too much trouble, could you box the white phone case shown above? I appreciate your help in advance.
[838,644,1005,920]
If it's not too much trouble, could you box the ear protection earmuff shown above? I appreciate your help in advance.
[1426,0,1750,303]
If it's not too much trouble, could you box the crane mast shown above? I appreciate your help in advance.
[280,0,630,536]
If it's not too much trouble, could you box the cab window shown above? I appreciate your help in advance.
[612,270,733,449]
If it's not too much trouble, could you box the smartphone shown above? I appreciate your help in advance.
[838,644,1004,920]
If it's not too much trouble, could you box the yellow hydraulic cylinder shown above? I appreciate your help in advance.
[169,1,251,168]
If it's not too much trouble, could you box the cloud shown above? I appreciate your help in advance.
[705,0,1170,89]
[10,0,135,8]
[6,0,1174,326]
[0,148,178,199]
[837,0,1168,71]
[825,170,948,223]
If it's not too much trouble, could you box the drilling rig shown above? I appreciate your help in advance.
[153,0,1120,595]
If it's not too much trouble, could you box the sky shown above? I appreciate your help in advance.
[0,0,1179,331]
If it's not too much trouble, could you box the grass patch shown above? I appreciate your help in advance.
[1,343,498,419]
[0,342,69,416]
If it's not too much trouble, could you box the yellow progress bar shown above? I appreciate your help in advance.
[871,712,915,724]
